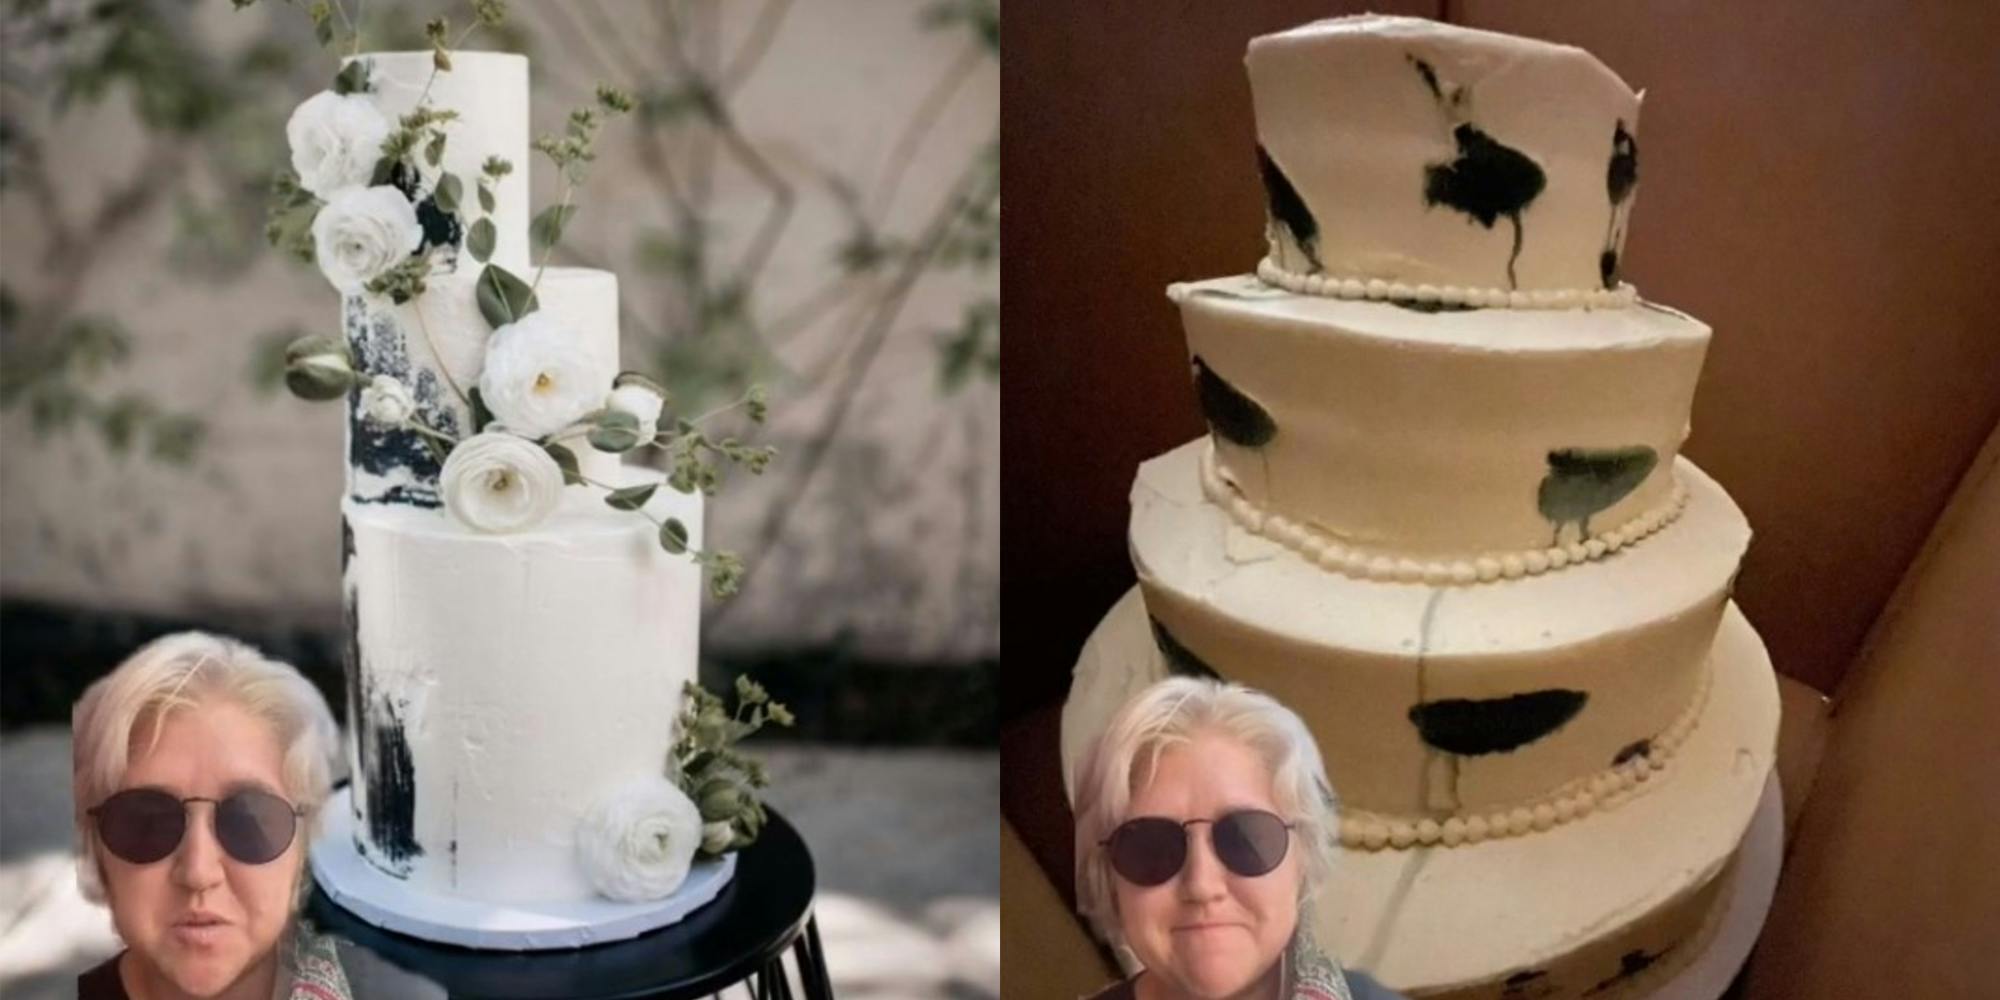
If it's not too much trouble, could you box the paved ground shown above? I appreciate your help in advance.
[0,727,998,999]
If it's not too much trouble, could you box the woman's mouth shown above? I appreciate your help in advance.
[172,914,230,947]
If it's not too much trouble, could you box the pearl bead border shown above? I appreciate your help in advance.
[1256,257,1639,311]
[1337,662,1715,852]
[1200,446,1690,587]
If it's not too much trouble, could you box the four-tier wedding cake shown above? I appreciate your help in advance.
[1064,16,1780,999]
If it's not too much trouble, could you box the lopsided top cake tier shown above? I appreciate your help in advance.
[1180,15,1697,575]
[1249,15,1644,305]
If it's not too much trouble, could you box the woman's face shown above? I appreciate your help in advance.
[1114,731,1301,1000]
[98,699,303,998]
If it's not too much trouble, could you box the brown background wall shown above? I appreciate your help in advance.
[1000,0,2000,719]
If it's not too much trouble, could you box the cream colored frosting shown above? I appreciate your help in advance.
[1129,440,1749,819]
[1248,16,1643,300]
[346,51,531,273]
[1171,275,1708,560]
[344,267,624,506]
[342,471,703,903]
[1062,587,1777,1000]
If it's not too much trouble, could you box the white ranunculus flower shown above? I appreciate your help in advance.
[478,311,600,440]
[606,383,666,431]
[577,777,704,902]
[358,375,417,427]
[438,431,565,533]
[287,90,392,199]
[313,185,422,296]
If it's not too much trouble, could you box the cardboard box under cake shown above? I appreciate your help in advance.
[311,788,738,951]
[1063,586,1780,1000]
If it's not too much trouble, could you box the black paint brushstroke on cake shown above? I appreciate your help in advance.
[1600,120,1638,288]
[1538,445,1658,543]
[1584,947,1670,996]
[345,301,458,508]
[1613,737,1653,766]
[1408,56,1546,288]
[1257,145,1321,270]
[1389,297,1480,313]
[386,160,464,261]
[363,697,423,870]
[1192,356,1277,448]
[1150,616,1223,681]
[1407,689,1588,756]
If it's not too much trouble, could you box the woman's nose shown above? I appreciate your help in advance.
[170,804,227,892]
[1177,826,1228,901]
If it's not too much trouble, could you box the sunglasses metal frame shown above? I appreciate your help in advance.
[1100,808,1297,886]
[88,787,307,866]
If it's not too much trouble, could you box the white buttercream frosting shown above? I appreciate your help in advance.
[1129,440,1750,819]
[1172,274,1708,560]
[576,776,704,902]
[1247,16,1644,300]
[343,473,704,903]
[344,51,531,273]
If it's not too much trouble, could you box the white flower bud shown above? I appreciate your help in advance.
[358,375,417,427]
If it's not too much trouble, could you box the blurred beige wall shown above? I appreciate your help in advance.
[0,0,998,662]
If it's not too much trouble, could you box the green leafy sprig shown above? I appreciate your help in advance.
[668,676,794,859]
[554,383,775,598]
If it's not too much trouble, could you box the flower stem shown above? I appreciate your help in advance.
[529,182,574,299]
[402,417,460,447]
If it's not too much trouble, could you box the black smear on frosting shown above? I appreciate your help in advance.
[1607,121,1638,206]
[1424,124,1546,289]
[1192,356,1277,448]
[1585,948,1670,996]
[1256,145,1321,271]
[1502,969,1556,1000]
[1613,738,1653,766]
[386,160,463,260]
[1600,121,1638,288]
[363,697,423,870]
[1407,689,1588,756]
[1388,297,1480,314]
[1537,445,1658,543]
[345,301,453,508]
[340,515,355,575]
[1149,616,1223,681]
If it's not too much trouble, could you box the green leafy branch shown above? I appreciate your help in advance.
[668,676,794,858]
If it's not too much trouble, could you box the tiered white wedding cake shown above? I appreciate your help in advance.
[1064,16,1779,999]
[261,25,784,946]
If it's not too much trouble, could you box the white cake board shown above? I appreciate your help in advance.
[311,787,736,951]
[1632,771,1783,1000]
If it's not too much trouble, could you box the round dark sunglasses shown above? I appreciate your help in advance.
[88,787,305,866]
[1101,809,1295,887]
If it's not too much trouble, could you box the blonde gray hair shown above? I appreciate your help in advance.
[1072,676,1340,949]
[72,631,341,904]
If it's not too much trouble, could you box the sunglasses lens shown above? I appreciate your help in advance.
[1213,810,1290,877]
[96,789,186,865]
[1108,817,1187,887]
[215,791,297,864]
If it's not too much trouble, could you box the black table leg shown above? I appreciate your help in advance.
[788,914,834,1000]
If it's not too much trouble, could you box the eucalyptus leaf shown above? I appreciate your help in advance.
[332,59,371,96]
[467,386,496,432]
[434,173,462,213]
[424,132,445,167]
[544,442,583,485]
[659,517,690,555]
[589,420,643,453]
[605,482,658,511]
[530,203,579,255]
[467,217,496,263]
[432,46,452,72]
[477,182,495,214]
[475,264,538,330]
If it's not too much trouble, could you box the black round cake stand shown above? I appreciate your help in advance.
[306,808,833,999]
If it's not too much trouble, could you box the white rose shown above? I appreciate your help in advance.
[577,777,704,902]
[312,186,422,296]
[287,90,392,199]
[358,375,417,427]
[606,383,666,431]
[478,311,600,440]
[438,431,564,533]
